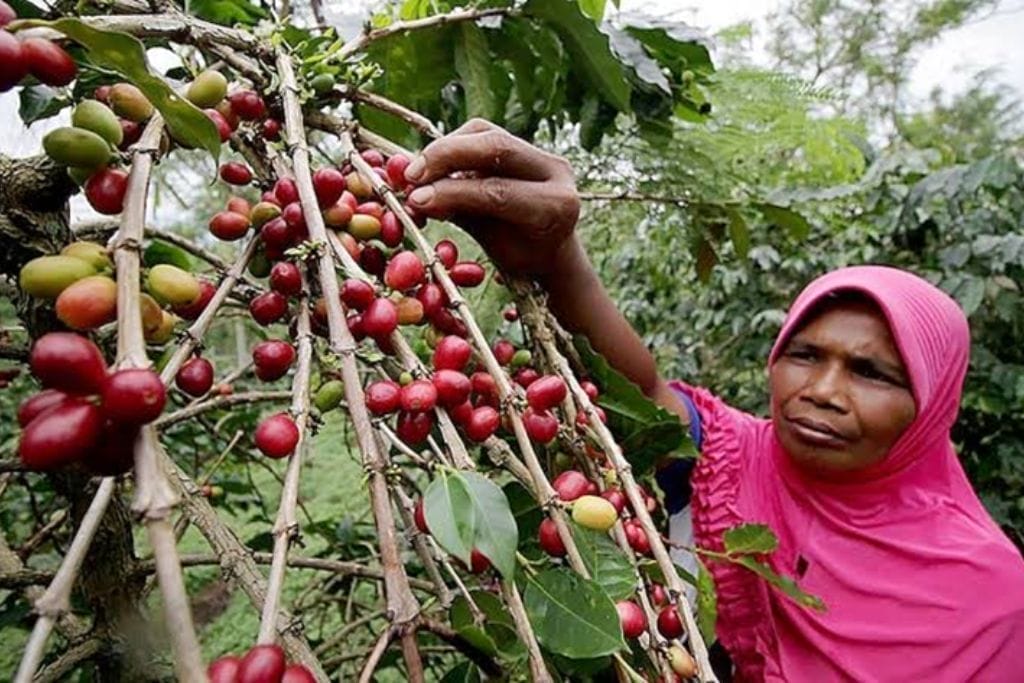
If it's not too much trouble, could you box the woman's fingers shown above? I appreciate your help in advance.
[405,128,560,184]
[408,175,579,236]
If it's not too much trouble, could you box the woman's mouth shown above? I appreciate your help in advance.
[786,416,848,449]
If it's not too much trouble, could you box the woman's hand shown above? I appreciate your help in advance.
[403,118,581,278]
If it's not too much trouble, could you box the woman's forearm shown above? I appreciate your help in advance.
[538,236,689,424]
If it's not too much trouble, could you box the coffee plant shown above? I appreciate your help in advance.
[0,0,822,680]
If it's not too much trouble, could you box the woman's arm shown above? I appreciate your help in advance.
[404,119,688,424]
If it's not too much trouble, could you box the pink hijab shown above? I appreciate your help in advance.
[683,265,1024,682]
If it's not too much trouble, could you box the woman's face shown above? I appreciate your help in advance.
[769,299,917,479]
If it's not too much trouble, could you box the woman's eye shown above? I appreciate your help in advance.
[855,364,891,383]
[787,349,815,360]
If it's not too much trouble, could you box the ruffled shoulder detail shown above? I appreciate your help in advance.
[668,381,780,682]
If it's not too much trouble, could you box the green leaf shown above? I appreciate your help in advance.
[26,18,221,163]
[523,568,626,658]
[696,556,717,646]
[573,335,693,473]
[187,0,268,26]
[524,0,631,113]
[727,208,751,259]
[439,662,482,683]
[755,203,811,240]
[18,85,67,125]
[460,472,519,579]
[424,470,519,578]
[7,0,42,18]
[571,525,636,600]
[723,523,778,555]
[450,590,526,660]
[733,556,826,612]
[454,22,497,122]
[694,236,717,283]
[577,0,607,21]
[143,240,193,272]
[424,470,475,566]
[624,21,714,79]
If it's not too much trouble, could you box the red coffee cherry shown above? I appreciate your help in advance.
[18,398,103,470]
[523,408,559,444]
[413,497,429,534]
[84,168,129,215]
[617,600,646,639]
[254,413,299,459]
[449,262,485,287]
[600,488,628,514]
[340,279,375,311]
[22,38,76,87]
[249,291,288,326]
[493,339,515,366]
[228,90,266,120]
[552,470,590,502]
[400,379,437,413]
[261,118,281,140]
[657,606,685,639]
[526,375,568,412]
[385,153,410,188]
[313,167,346,207]
[219,161,252,185]
[207,655,242,683]
[236,644,286,683]
[362,297,398,338]
[209,210,251,241]
[30,332,107,395]
[101,368,166,425]
[204,109,231,142]
[432,369,471,408]
[175,357,214,397]
[463,406,499,442]
[416,283,445,319]
[384,251,426,291]
[252,340,296,382]
[396,410,433,445]
[281,664,317,683]
[469,549,491,574]
[379,211,404,247]
[270,261,302,296]
[434,239,458,269]
[365,380,401,415]
[17,389,73,428]
[538,517,566,557]
[0,30,27,92]
[273,177,300,206]
[432,335,472,371]
[448,399,473,425]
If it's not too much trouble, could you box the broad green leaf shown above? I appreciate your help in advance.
[694,235,717,282]
[187,0,268,27]
[143,240,193,272]
[7,0,42,18]
[460,471,519,579]
[624,22,714,78]
[573,335,694,473]
[577,0,607,21]
[454,23,497,121]
[18,85,66,125]
[733,556,826,612]
[523,568,626,658]
[450,590,526,660]
[571,525,636,600]
[696,556,717,645]
[755,203,811,240]
[723,523,779,555]
[424,470,475,566]
[727,207,751,259]
[524,0,631,113]
[439,662,482,683]
[24,18,220,162]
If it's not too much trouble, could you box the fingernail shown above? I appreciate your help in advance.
[405,155,426,181]
[408,185,434,206]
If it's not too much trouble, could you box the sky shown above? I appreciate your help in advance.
[2,0,1023,158]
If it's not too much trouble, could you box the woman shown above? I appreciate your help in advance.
[401,120,1024,681]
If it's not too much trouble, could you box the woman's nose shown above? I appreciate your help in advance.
[800,362,850,412]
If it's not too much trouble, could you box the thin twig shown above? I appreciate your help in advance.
[338,7,515,60]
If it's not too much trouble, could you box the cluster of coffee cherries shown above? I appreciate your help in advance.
[0,2,76,92]
[19,240,205,342]
[17,333,165,473]
[207,644,315,683]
